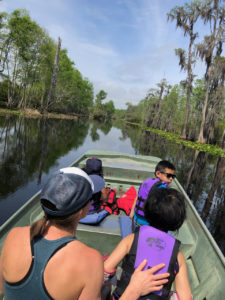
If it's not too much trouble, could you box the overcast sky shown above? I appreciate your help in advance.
[1,0,213,108]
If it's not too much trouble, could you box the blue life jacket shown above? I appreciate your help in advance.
[114,225,180,300]
[135,178,168,217]
[79,209,109,224]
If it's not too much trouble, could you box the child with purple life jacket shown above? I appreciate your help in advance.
[104,188,192,300]
[129,160,176,227]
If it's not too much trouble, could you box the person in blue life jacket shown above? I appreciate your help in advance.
[0,167,170,300]
[129,160,176,227]
[104,188,192,300]
[83,157,107,211]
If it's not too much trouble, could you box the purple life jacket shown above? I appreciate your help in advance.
[114,225,180,300]
[135,178,168,217]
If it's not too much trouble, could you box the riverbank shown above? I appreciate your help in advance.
[0,108,79,120]
[127,121,225,158]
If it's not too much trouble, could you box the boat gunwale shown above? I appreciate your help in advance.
[175,178,225,267]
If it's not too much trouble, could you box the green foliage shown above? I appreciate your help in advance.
[128,122,225,157]
[52,49,94,114]
[92,90,115,121]
[114,109,126,120]
[8,10,38,62]
[95,90,107,108]
[122,77,224,146]
[0,108,21,115]
[0,9,94,114]
[102,100,115,117]
[0,79,8,103]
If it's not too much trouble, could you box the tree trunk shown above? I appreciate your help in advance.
[46,37,61,111]
[201,130,225,221]
[6,60,13,107]
[10,51,19,107]
[197,1,219,144]
[185,150,200,191]
[18,83,27,109]
[198,83,210,143]
[181,33,194,139]
[154,86,164,128]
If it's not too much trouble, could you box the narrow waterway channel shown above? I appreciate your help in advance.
[0,114,224,255]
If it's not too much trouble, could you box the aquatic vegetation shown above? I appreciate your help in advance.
[127,122,225,158]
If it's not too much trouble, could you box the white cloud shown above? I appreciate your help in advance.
[77,41,118,57]
[93,80,147,108]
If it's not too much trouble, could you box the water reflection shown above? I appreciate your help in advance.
[0,115,133,225]
[0,115,224,255]
[0,116,89,197]
[90,120,113,141]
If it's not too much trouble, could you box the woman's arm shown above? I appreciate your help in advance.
[129,196,137,218]
[174,251,192,300]
[120,260,169,300]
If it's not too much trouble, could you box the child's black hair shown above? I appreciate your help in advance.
[144,188,186,232]
[155,160,176,173]
[82,158,103,177]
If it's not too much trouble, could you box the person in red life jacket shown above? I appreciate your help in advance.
[83,157,107,212]
[104,188,192,300]
[129,160,176,227]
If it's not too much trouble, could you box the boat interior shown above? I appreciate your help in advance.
[0,151,224,299]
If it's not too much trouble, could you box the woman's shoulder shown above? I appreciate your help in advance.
[63,239,103,272]
[1,227,31,262]
[4,226,30,244]
[68,239,102,260]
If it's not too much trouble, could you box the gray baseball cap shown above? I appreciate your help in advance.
[41,167,104,217]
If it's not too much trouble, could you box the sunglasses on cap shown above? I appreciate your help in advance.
[161,172,176,179]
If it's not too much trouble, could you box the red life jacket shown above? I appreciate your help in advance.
[117,186,137,216]
[100,188,119,215]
